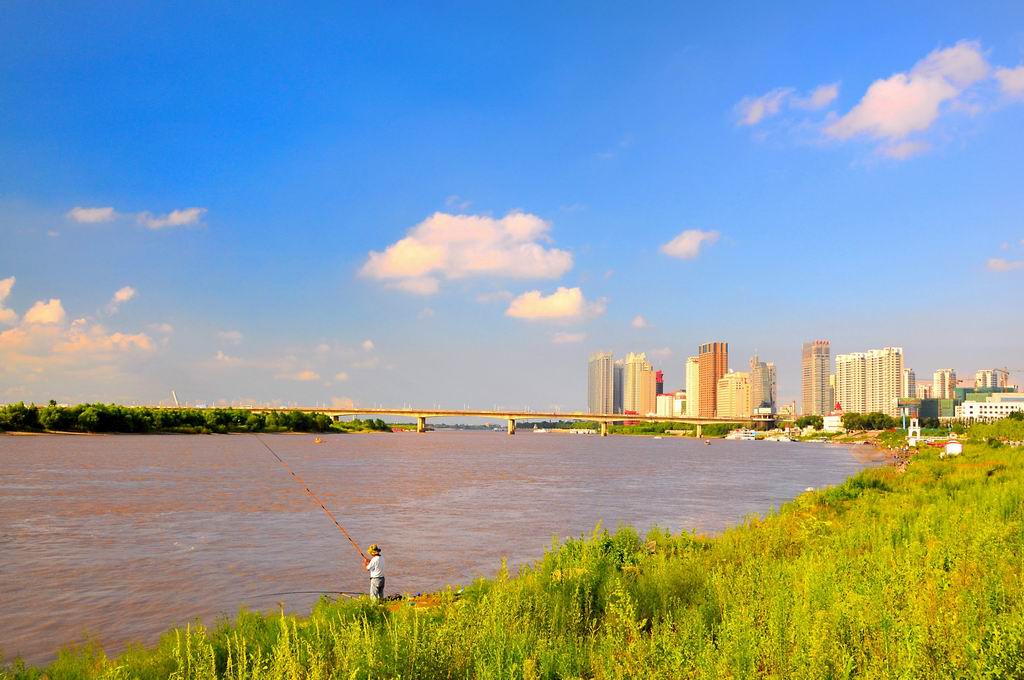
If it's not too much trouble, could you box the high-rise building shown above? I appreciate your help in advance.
[933,369,957,400]
[916,383,932,400]
[717,371,752,418]
[655,370,664,396]
[835,352,867,413]
[612,360,624,414]
[588,352,614,414]
[698,342,728,418]
[975,368,1010,389]
[902,368,916,399]
[685,356,700,417]
[865,347,903,416]
[836,347,904,416]
[749,355,776,411]
[801,340,832,416]
[624,352,656,415]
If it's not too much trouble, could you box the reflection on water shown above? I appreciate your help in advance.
[0,431,879,664]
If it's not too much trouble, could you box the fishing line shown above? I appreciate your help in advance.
[256,435,367,560]
[252,590,363,598]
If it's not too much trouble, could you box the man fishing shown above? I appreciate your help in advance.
[363,544,385,600]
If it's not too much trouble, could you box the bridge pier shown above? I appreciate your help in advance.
[696,424,703,438]
[600,421,608,437]
[507,418,516,435]
[416,416,426,433]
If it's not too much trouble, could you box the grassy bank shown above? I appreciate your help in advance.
[4,443,1023,678]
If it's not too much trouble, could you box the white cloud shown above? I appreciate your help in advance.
[361,339,375,351]
[149,322,174,334]
[737,82,839,126]
[660,229,720,260]
[0,276,16,325]
[987,257,1024,272]
[444,195,472,211]
[995,65,1024,98]
[793,82,840,110]
[736,87,793,126]
[334,371,349,382]
[878,140,931,160]
[113,286,136,304]
[138,207,207,230]
[24,299,66,325]
[214,350,243,365]
[505,287,606,322]
[390,277,439,295]
[475,290,515,303]
[552,331,586,344]
[0,287,155,386]
[67,207,117,223]
[278,369,320,381]
[360,211,573,295]
[217,330,243,345]
[106,286,137,314]
[826,41,989,146]
[631,315,649,329]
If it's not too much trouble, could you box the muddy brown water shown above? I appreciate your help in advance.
[0,431,880,665]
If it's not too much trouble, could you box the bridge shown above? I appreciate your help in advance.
[250,406,794,437]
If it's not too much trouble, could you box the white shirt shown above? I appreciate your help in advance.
[366,555,384,578]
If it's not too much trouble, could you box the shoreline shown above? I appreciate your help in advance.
[3,436,895,670]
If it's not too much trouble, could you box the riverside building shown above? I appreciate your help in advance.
[698,342,728,418]
[836,347,904,417]
[749,354,777,412]
[685,356,700,417]
[588,352,615,414]
[624,352,657,416]
[717,371,752,418]
[933,369,957,400]
[801,340,832,416]
[902,368,916,399]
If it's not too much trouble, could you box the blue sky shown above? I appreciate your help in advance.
[2,2,1023,409]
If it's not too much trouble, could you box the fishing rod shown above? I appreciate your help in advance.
[252,590,364,598]
[256,435,367,561]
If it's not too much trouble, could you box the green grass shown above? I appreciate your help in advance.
[4,443,1023,678]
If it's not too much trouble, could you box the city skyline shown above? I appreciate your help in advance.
[2,5,1023,408]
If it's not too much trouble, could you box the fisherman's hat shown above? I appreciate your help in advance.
[368,544,381,555]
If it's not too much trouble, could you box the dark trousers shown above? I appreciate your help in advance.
[370,576,385,600]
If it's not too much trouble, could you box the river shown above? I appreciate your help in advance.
[0,431,880,665]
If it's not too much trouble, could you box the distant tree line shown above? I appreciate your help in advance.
[0,402,391,434]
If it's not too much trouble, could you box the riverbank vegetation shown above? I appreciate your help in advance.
[0,402,391,435]
[5,430,1022,678]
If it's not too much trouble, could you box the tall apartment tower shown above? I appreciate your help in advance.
[975,368,1009,389]
[717,371,752,418]
[801,340,832,416]
[749,354,777,411]
[835,352,867,413]
[685,356,700,417]
[933,369,957,400]
[865,347,904,416]
[655,370,664,396]
[612,360,624,414]
[588,352,615,414]
[836,347,904,416]
[624,352,656,415]
[697,342,728,418]
[902,368,916,399]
